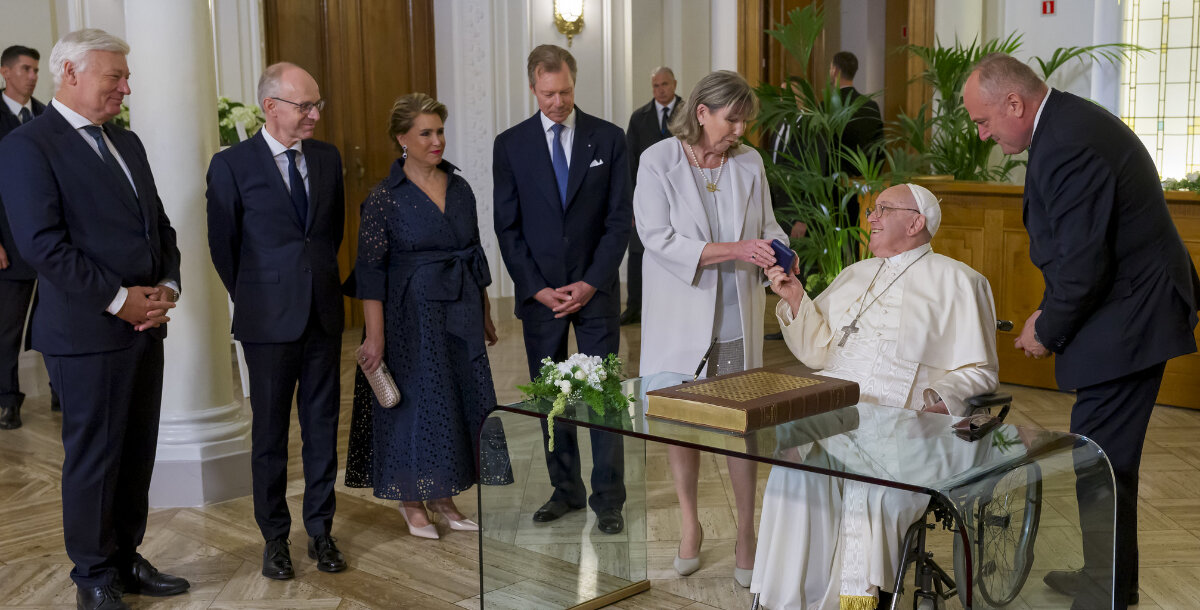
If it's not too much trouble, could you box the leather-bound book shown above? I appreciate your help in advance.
[646,364,860,433]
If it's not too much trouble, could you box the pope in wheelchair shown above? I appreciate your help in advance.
[752,183,1001,609]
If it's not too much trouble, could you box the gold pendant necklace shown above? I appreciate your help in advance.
[685,142,726,192]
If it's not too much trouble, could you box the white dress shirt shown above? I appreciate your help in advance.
[539,109,576,167]
[1029,88,1050,150]
[52,99,137,193]
[2,90,33,122]
[260,126,309,195]
[51,98,178,314]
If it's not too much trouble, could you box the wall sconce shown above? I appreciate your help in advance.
[554,0,584,47]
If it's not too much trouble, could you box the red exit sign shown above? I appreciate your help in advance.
[1042,1,1056,15]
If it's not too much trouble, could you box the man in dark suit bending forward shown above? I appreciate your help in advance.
[964,52,1200,610]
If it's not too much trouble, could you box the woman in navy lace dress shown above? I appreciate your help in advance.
[345,93,499,539]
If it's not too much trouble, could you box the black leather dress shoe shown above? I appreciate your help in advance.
[76,585,128,610]
[1044,569,1139,605]
[120,556,189,596]
[619,308,640,326]
[532,500,584,523]
[596,508,624,534]
[308,534,347,573]
[262,538,295,580]
[0,403,20,429]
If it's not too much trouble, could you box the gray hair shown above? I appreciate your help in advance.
[257,62,299,110]
[670,70,758,145]
[526,44,576,87]
[651,66,675,79]
[970,52,1047,102]
[48,28,129,88]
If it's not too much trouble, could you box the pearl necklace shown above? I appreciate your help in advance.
[685,142,727,192]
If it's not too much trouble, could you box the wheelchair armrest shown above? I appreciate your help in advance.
[966,393,1012,408]
[966,392,1012,422]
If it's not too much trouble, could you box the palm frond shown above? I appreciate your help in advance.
[1032,42,1149,80]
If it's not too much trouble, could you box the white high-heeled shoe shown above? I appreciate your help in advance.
[733,541,753,588]
[733,566,753,588]
[427,500,480,532]
[399,504,439,539]
[673,529,703,576]
[440,513,479,531]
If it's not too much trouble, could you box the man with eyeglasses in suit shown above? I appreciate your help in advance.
[206,61,347,581]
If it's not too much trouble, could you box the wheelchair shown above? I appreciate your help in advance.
[751,321,1043,610]
[883,392,1042,610]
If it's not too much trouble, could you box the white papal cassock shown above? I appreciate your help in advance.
[750,242,1000,610]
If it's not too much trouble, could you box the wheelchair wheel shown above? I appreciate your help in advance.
[954,462,1043,607]
[915,597,938,610]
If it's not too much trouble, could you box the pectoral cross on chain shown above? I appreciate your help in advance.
[838,319,860,347]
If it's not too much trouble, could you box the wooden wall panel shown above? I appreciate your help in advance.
[925,181,1200,409]
[264,0,437,328]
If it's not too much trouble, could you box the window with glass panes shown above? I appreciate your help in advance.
[1120,0,1200,179]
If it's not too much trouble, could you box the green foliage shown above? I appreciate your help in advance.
[991,429,1019,454]
[1031,43,1144,81]
[891,33,1023,181]
[110,103,130,130]
[753,5,887,296]
[1162,172,1200,192]
[517,353,633,451]
[893,35,1147,181]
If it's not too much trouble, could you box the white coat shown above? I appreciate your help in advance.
[634,137,788,376]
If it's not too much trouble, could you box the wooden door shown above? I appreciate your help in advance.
[264,0,437,328]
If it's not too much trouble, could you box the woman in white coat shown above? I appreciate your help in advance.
[634,70,789,587]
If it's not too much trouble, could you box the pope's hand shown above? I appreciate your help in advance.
[766,265,804,317]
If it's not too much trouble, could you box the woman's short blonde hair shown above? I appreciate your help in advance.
[387,92,447,153]
[670,70,759,145]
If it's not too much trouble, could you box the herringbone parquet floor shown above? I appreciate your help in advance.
[3,297,1200,609]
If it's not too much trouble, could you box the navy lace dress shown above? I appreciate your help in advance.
[344,158,504,501]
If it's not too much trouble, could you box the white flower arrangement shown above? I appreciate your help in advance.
[517,353,633,451]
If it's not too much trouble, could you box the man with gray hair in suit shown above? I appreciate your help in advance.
[0,29,187,610]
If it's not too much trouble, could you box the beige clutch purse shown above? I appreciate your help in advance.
[357,346,401,408]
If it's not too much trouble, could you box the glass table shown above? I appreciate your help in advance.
[477,373,1116,610]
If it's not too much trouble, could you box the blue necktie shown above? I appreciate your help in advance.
[18,107,32,124]
[285,149,309,227]
[82,125,138,205]
[551,123,569,208]
[661,106,670,135]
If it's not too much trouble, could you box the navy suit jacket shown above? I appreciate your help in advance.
[0,92,45,281]
[206,131,345,343]
[0,103,181,356]
[1026,89,1200,390]
[493,108,632,320]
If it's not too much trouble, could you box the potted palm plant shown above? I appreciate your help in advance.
[753,5,889,297]
[893,35,1144,181]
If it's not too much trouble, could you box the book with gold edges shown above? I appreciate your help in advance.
[645,364,860,433]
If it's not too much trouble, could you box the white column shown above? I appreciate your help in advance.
[125,0,252,508]
[710,0,736,71]
[1090,0,1122,115]
[934,0,982,46]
